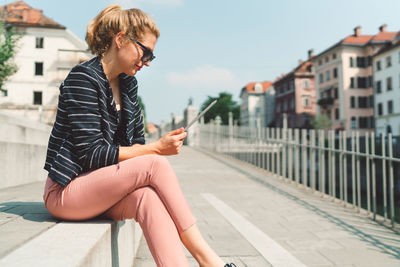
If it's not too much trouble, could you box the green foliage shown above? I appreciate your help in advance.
[200,92,240,125]
[311,114,331,129]
[0,21,22,90]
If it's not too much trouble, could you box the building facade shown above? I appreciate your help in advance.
[373,33,400,136]
[240,81,273,128]
[312,25,397,133]
[0,1,91,124]
[273,51,316,128]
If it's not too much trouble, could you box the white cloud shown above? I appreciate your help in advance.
[109,0,183,8]
[166,65,242,94]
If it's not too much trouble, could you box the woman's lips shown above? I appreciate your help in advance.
[135,65,142,71]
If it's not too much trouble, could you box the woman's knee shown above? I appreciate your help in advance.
[135,187,165,221]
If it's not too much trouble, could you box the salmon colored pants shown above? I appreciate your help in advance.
[43,154,196,267]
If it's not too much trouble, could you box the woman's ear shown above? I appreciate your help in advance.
[114,32,126,49]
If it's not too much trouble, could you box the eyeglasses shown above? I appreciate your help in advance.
[135,40,155,63]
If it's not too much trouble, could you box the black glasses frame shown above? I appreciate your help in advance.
[135,40,155,63]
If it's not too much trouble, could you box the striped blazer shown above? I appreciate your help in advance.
[44,56,145,187]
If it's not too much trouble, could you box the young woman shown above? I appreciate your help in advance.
[42,4,236,267]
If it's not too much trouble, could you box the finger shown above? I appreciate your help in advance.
[168,127,184,136]
[173,132,187,141]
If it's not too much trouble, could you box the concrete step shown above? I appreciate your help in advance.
[0,181,143,267]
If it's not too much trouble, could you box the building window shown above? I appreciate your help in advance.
[334,88,338,99]
[366,76,372,88]
[277,102,281,112]
[386,56,392,68]
[387,77,392,90]
[388,100,393,114]
[318,59,322,66]
[35,37,44,48]
[357,57,366,68]
[350,57,354,67]
[0,89,8,97]
[35,62,43,76]
[290,98,294,109]
[302,95,310,107]
[359,117,369,129]
[357,77,367,88]
[290,81,294,91]
[319,73,323,84]
[333,68,338,78]
[325,56,329,63]
[366,56,372,66]
[368,95,374,108]
[303,79,310,88]
[351,117,357,129]
[335,108,339,120]
[350,77,355,88]
[376,60,381,71]
[350,96,356,108]
[33,91,42,105]
[377,103,383,116]
[376,81,381,93]
[326,70,330,81]
[332,53,337,60]
[358,96,368,108]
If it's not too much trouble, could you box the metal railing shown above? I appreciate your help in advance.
[196,122,400,228]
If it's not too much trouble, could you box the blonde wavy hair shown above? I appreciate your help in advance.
[85,5,160,56]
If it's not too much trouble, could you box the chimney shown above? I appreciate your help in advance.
[308,49,314,59]
[22,9,28,22]
[354,26,361,37]
[379,24,387,32]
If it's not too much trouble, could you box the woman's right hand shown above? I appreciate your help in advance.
[153,128,187,155]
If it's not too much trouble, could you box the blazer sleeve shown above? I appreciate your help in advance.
[62,65,119,171]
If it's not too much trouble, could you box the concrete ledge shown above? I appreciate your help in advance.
[0,111,51,145]
[0,219,143,267]
[0,142,48,189]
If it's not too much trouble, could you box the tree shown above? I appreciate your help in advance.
[311,114,331,129]
[0,21,22,91]
[200,92,240,125]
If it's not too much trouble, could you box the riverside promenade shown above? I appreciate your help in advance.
[1,146,400,266]
[135,146,400,267]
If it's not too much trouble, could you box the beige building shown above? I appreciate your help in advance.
[0,1,91,124]
[240,81,273,128]
[311,25,397,133]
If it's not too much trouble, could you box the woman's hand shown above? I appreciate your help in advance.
[153,128,187,155]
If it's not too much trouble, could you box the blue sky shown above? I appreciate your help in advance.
[3,0,400,124]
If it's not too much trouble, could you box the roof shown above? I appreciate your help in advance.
[240,81,272,98]
[313,28,397,59]
[373,38,400,58]
[0,1,65,29]
[273,59,313,86]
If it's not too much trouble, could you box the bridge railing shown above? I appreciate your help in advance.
[196,122,400,228]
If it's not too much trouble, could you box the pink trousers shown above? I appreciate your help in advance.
[43,154,196,267]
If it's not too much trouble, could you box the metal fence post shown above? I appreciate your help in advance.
[351,131,356,207]
[288,128,293,181]
[302,129,308,187]
[295,129,300,185]
[388,133,395,227]
[356,131,361,212]
[365,132,370,214]
[371,132,377,220]
[382,133,387,221]
[310,129,316,191]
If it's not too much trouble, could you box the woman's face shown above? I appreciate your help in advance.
[117,31,157,76]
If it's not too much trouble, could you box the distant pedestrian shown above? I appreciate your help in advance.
[42,4,235,267]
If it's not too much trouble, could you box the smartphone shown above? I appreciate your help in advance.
[184,100,217,131]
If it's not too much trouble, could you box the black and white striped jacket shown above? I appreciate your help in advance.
[44,56,145,187]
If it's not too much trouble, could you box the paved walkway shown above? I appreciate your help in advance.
[134,147,400,267]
